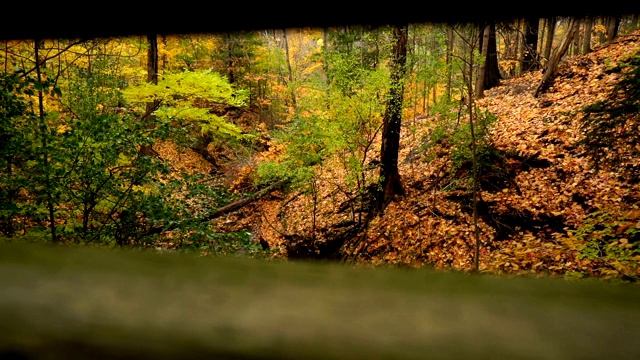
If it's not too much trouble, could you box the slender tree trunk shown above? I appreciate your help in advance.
[582,16,593,55]
[539,19,547,55]
[543,17,556,67]
[34,39,57,243]
[571,18,581,55]
[445,26,454,101]
[516,19,525,75]
[376,24,408,213]
[282,28,297,112]
[140,34,158,156]
[321,27,329,83]
[160,35,167,70]
[462,31,481,272]
[225,32,235,84]
[475,23,489,99]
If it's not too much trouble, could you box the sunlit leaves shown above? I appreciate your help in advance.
[122,70,246,138]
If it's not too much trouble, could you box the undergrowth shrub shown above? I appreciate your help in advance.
[564,209,640,281]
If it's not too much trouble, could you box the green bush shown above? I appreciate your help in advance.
[568,209,640,280]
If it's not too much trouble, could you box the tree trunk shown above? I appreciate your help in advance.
[462,28,481,272]
[582,16,593,55]
[543,17,556,67]
[321,27,329,82]
[225,32,235,84]
[516,19,524,75]
[484,21,501,90]
[34,39,57,243]
[445,26,454,101]
[535,18,578,97]
[571,18,581,55]
[282,28,297,112]
[376,24,408,213]
[160,35,167,70]
[606,15,620,43]
[521,17,540,72]
[475,23,489,99]
[140,34,158,156]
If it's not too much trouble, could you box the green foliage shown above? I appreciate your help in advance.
[579,51,640,178]
[423,107,499,189]
[0,57,267,258]
[49,57,172,243]
[325,27,390,96]
[122,69,249,139]
[451,111,497,171]
[256,62,389,198]
[0,72,38,236]
[568,209,640,280]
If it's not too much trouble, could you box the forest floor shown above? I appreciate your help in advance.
[157,31,640,281]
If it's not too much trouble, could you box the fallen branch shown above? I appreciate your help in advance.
[146,179,288,236]
[201,179,288,222]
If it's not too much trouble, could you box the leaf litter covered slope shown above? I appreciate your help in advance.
[189,32,640,279]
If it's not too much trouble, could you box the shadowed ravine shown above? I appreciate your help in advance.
[0,241,639,359]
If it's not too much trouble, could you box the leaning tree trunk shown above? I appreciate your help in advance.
[376,24,408,213]
[535,18,578,97]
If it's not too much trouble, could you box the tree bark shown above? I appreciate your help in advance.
[34,39,57,243]
[376,24,408,212]
[140,34,158,156]
[571,18,581,55]
[475,23,489,99]
[535,18,578,97]
[582,16,593,55]
[476,21,501,100]
[225,32,235,84]
[445,25,454,101]
[282,28,297,112]
[542,17,556,67]
[606,15,620,43]
[521,17,540,72]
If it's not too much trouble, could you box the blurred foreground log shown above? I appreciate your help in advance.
[0,241,639,360]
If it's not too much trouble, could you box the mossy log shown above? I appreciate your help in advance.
[0,241,639,359]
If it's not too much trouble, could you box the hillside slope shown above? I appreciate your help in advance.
[200,31,640,280]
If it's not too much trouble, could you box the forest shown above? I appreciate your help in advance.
[2,14,640,283]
